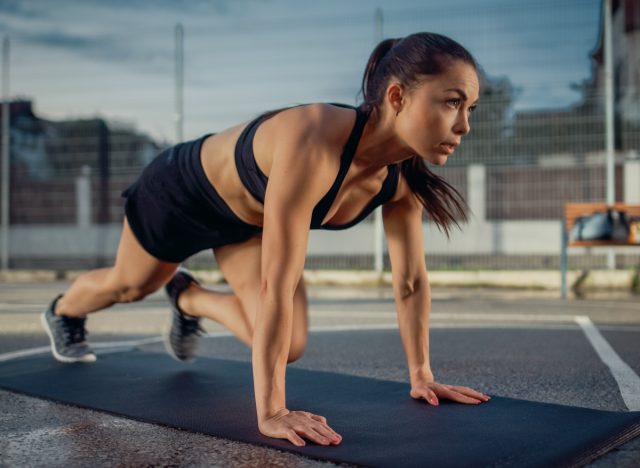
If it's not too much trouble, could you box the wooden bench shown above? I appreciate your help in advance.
[560,202,640,298]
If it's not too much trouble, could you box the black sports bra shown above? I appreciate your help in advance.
[234,102,400,230]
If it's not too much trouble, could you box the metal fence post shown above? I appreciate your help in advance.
[1,37,10,271]
[76,165,91,228]
[372,7,384,280]
[560,219,568,299]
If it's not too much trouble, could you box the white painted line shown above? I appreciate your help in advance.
[0,334,233,363]
[575,315,640,411]
[91,337,166,348]
[312,312,578,322]
[313,323,581,331]
[310,324,397,332]
[0,346,52,362]
[434,313,577,322]
[431,323,578,330]
[0,328,388,362]
[0,323,565,362]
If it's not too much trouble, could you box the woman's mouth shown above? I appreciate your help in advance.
[438,143,457,155]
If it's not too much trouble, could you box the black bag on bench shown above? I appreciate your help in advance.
[570,209,630,242]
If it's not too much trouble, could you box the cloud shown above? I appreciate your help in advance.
[0,0,265,72]
[18,29,170,66]
[0,16,171,74]
[4,0,603,143]
[87,0,235,15]
[2,0,255,19]
[0,0,46,19]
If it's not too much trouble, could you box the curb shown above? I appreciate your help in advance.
[0,269,637,292]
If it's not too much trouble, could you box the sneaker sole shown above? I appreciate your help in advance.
[163,272,199,363]
[40,311,97,364]
[162,321,196,363]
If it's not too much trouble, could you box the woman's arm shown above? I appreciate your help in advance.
[252,106,343,446]
[382,179,490,406]
[382,190,434,386]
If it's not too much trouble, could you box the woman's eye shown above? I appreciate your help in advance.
[469,105,477,113]
[447,99,461,108]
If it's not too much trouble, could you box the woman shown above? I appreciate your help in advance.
[41,32,490,448]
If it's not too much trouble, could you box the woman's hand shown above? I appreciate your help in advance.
[258,408,343,447]
[410,378,491,406]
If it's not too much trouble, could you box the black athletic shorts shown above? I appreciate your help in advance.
[121,133,263,263]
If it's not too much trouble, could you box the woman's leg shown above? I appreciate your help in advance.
[177,235,309,362]
[55,216,179,317]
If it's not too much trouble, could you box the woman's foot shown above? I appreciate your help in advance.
[41,294,97,363]
[163,268,206,362]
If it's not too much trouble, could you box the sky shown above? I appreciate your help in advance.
[0,0,601,143]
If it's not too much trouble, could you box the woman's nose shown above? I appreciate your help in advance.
[453,113,470,136]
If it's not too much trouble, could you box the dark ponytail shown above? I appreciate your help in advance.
[359,32,477,238]
[401,156,468,238]
[360,38,402,114]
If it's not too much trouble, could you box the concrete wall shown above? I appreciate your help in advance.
[10,224,121,258]
[11,219,639,262]
[7,161,640,264]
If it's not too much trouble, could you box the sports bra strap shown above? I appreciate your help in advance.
[233,102,373,228]
[310,104,369,228]
[233,103,349,204]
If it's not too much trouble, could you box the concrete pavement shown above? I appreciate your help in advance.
[0,281,639,467]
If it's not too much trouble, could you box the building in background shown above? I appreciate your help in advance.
[0,99,163,225]
[590,0,640,147]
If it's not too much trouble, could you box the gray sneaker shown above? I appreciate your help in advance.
[163,268,206,362]
[41,294,96,363]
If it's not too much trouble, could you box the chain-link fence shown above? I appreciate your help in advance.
[1,0,639,271]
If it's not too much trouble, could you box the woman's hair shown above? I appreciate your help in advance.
[359,32,478,238]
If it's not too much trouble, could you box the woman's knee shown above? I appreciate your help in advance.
[107,279,160,303]
[105,258,176,304]
[287,322,308,363]
[287,280,308,363]
[287,339,307,363]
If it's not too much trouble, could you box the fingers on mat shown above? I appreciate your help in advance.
[287,429,306,447]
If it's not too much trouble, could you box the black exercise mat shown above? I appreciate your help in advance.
[1,350,639,467]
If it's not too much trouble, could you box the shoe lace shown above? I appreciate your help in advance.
[61,316,88,344]
[179,314,206,337]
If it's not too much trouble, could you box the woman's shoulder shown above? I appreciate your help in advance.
[255,103,358,216]
[266,102,358,150]
[252,102,359,180]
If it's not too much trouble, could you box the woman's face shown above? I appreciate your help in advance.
[392,61,479,165]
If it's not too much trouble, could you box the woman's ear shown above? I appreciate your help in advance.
[385,81,404,116]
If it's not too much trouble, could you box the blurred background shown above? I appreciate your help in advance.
[0,0,638,273]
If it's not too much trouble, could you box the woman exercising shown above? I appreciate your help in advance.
[41,32,490,447]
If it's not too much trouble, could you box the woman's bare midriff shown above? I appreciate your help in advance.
[198,104,400,229]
